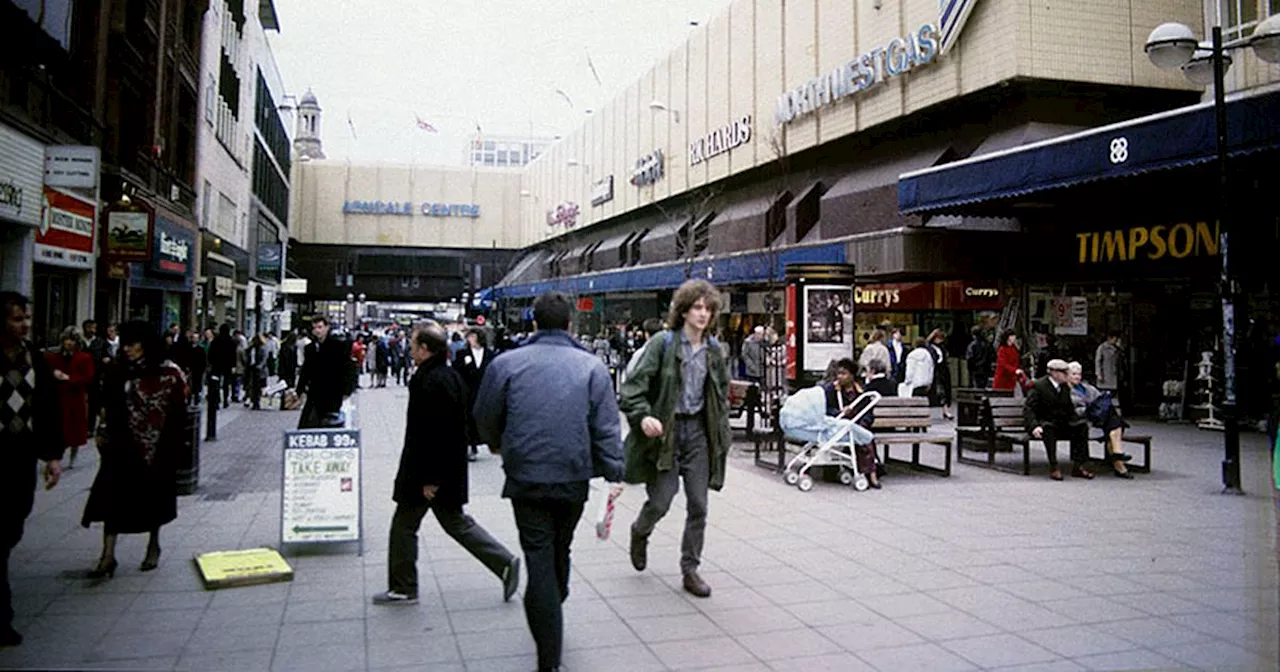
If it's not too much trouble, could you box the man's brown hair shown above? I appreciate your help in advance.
[666,279,721,331]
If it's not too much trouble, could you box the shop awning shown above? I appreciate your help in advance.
[490,240,848,300]
[898,89,1280,215]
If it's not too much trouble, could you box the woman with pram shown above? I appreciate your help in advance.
[824,358,883,489]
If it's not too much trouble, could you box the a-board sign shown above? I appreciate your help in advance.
[281,428,362,545]
[194,548,294,589]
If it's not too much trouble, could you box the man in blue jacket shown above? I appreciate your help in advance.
[474,291,625,672]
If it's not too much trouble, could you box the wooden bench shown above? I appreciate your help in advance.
[954,387,1013,428]
[1088,432,1153,473]
[868,397,953,477]
[957,397,1035,474]
[958,396,1154,474]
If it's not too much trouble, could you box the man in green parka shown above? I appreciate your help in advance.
[620,279,731,598]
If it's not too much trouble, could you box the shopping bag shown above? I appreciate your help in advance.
[594,484,623,541]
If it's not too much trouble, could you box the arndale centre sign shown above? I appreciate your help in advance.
[776,24,941,125]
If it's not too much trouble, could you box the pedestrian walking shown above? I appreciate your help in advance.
[742,325,765,383]
[232,329,247,402]
[45,326,94,469]
[374,335,390,388]
[84,320,109,434]
[473,291,625,672]
[993,330,1024,391]
[278,331,298,389]
[350,337,367,389]
[965,325,995,388]
[297,316,355,429]
[620,279,731,599]
[926,328,954,420]
[245,334,269,410]
[887,327,908,383]
[209,325,237,408]
[82,321,186,578]
[1094,331,1122,396]
[1,292,64,648]
[185,330,207,402]
[903,337,935,398]
[452,328,493,462]
[373,324,520,606]
[858,329,891,378]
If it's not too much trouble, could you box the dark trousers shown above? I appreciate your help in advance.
[511,498,584,671]
[632,415,710,575]
[1,458,36,629]
[1042,422,1089,468]
[388,501,514,597]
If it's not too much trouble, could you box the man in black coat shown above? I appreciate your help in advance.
[296,316,355,429]
[1023,358,1093,481]
[1,292,64,647]
[452,327,494,461]
[208,324,239,408]
[373,323,519,605]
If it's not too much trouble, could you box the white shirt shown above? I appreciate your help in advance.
[470,346,484,368]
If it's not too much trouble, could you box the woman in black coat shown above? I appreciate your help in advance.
[926,328,954,420]
[83,322,185,577]
[452,328,494,461]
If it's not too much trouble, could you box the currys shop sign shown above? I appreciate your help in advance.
[775,24,940,126]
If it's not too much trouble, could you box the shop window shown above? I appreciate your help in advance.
[765,191,792,245]
[629,228,649,266]
[1223,0,1259,39]
[619,231,637,267]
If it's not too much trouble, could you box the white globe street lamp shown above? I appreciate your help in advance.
[1143,12,1280,495]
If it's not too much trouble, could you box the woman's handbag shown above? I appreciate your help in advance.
[1086,392,1114,426]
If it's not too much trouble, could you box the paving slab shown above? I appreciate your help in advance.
[0,386,1274,671]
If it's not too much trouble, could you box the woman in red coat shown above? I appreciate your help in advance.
[992,330,1024,391]
[46,326,95,468]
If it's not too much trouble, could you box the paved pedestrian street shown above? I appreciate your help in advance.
[1,386,1276,672]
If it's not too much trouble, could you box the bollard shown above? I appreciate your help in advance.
[206,375,220,441]
[176,401,201,495]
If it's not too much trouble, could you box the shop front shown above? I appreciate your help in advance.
[0,121,45,297]
[852,280,1005,386]
[898,89,1280,417]
[198,232,250,332]
[32,187,96,343]
[127,213,197,331]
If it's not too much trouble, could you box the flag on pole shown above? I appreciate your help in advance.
[414,115,438,133]
[585,50,603,88]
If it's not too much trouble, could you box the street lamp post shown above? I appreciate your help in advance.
[1144,13,1280,494]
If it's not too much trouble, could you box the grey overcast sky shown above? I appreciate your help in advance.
[267,0,732,166]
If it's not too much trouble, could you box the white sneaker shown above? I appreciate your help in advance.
[371,590,418,605]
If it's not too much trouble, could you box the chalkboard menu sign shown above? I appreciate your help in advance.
[281,428,362,546]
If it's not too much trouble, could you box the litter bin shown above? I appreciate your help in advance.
[176,401,202,495]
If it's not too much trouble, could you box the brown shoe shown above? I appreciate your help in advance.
[682,571,711,598]
[629,532,648,572]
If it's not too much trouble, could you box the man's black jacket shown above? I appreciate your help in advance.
[1023,376,1078,430]
[395,352,469,507]
[208,334,238,376]
[298,336,354,411]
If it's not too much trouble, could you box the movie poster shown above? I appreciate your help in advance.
[802,285,854,373]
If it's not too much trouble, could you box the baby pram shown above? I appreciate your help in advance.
[778,385,881,492]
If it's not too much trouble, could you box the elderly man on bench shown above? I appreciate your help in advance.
[1024,358,1094,481]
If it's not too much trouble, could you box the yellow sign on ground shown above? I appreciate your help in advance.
[194,548,294,589]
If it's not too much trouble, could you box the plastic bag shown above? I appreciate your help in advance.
[594,484,623,541]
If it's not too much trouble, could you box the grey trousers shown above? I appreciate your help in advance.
[388,501,515,597]
[632,415,710,575]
